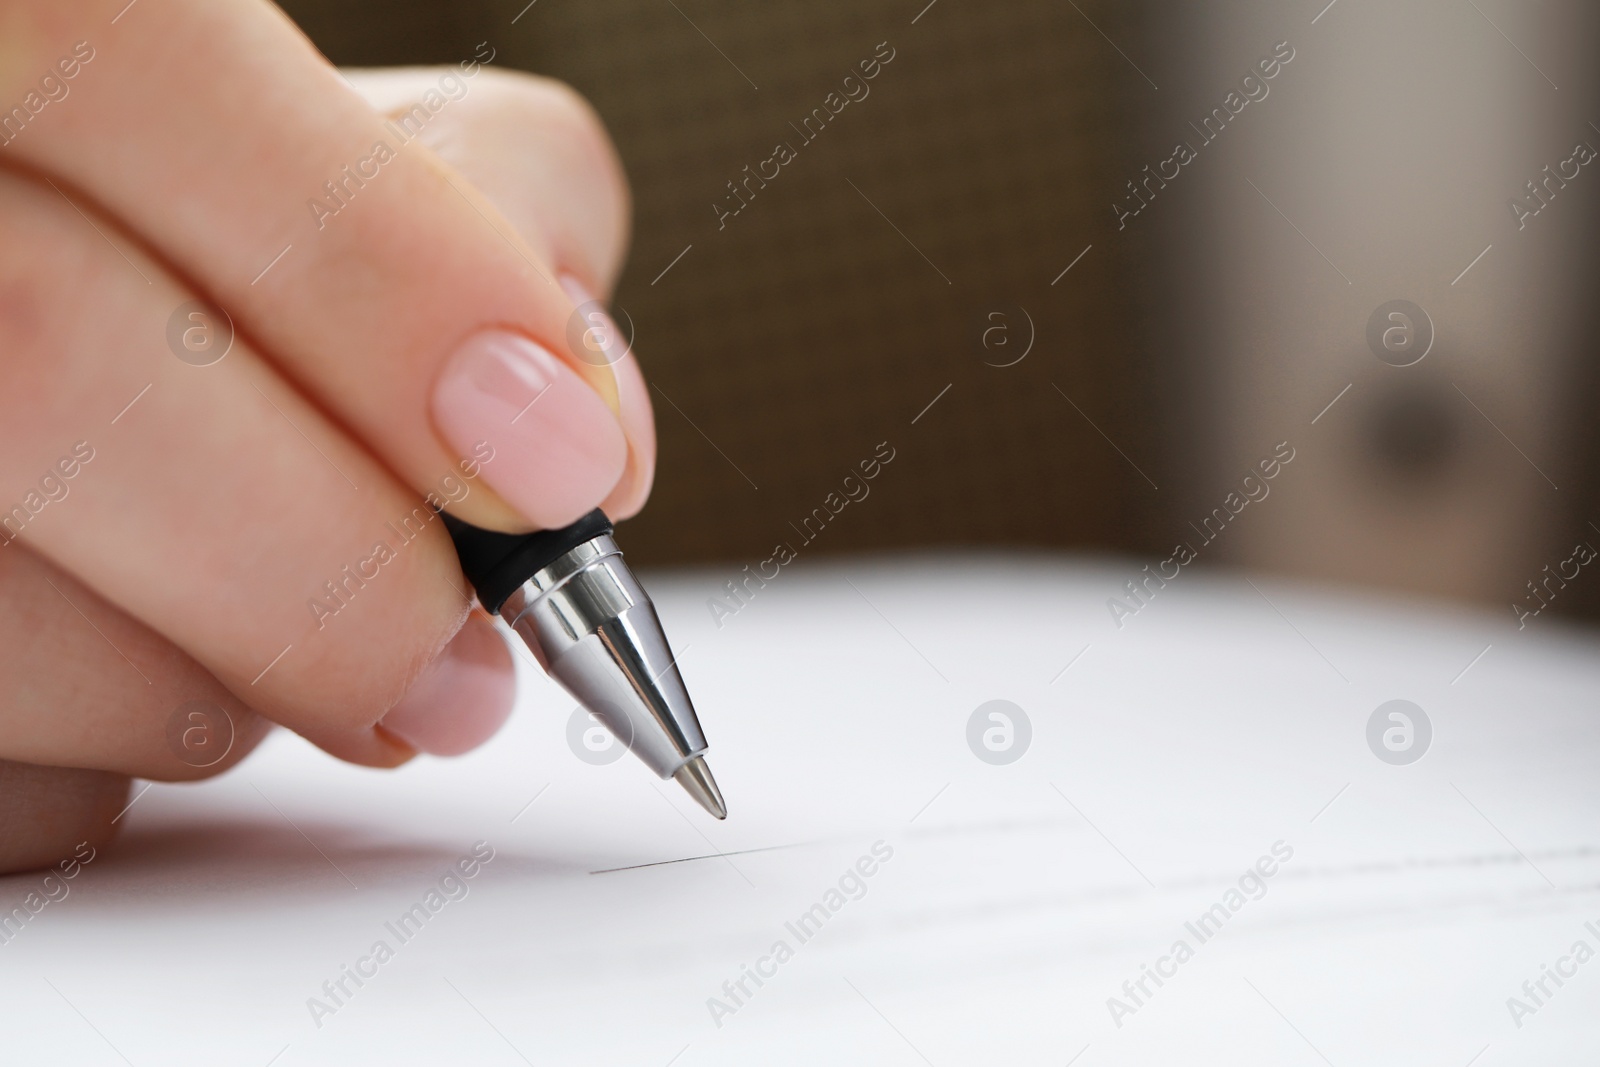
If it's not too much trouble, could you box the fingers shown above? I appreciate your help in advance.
[0,759,124,875]
[0,165,480,766]
[4,0,626,531]
[345,68,656,518]
[560,276,657,519]
[344,68,631,295]
[377,610,515,756]
[0,543,269,780]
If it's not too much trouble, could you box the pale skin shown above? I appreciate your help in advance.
[0,0,655,872]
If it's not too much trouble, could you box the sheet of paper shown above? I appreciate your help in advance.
[3,555,1597,1064]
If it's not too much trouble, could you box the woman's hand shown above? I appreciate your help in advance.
[0,0,653,871]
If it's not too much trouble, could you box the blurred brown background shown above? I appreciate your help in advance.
[276,0,1156,560]
[276,0,1600,620]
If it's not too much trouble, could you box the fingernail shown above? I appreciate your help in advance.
[380,615,516,757]
[559,275,656,519]
[432,330,627,528]
[600,349,656,517]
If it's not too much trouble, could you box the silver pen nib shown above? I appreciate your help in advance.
[495,531,726,819]
[673,756,727,820]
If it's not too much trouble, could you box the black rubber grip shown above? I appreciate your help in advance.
[441,508,614,613]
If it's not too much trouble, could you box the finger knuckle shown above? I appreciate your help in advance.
[0,761,124,876]
[477,70,628,204]
[154,703,268,781]
[481,70,604,140]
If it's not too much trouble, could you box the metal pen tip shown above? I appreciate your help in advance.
[673,756,727,820]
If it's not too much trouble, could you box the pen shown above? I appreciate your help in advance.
[441,509,725,819]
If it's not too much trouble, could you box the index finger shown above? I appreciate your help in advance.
[2,0,627,532]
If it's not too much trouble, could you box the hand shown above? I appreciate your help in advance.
[0,0,653,871]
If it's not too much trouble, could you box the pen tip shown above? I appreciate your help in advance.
[673,756,727,820]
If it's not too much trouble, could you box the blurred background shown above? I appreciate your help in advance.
[276,0,1600,619]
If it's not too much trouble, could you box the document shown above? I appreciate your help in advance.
[3,556,1596,1064]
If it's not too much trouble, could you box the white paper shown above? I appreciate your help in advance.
[3,554,1597,1064]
